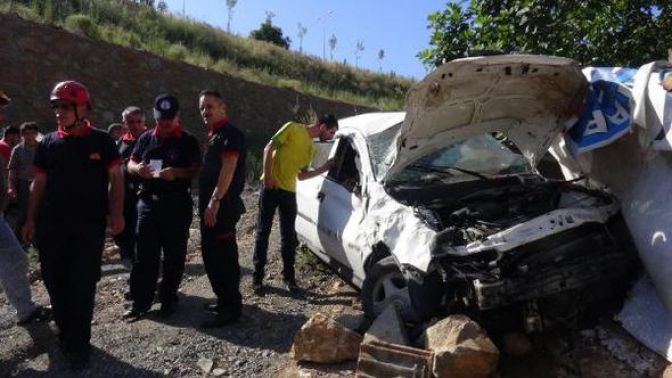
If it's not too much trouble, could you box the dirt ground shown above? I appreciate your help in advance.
[0,187,668,377]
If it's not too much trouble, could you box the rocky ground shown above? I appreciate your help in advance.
[0,187,669,377]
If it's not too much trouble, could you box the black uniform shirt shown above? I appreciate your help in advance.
[130,127,201,195]
[34,123,120,224]
[199,120,246,213]
[118,131,143,192]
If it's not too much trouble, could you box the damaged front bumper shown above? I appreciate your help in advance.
[407,217,639,322]
[472,248,634,310]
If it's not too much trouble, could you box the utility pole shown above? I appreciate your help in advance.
[315,10,334,60]
[182,0,185,17]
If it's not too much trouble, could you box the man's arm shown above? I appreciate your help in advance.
[262,140,279,189]
[22,172,46,243]
[108,166,124,235]
[203,157,238,227]
[7,152,17,199]
[297,158,334,181]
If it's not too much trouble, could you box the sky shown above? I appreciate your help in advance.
[161,0,448,79]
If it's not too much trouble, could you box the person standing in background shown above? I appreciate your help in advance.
[8,122,40,241]
[114,107,147,263]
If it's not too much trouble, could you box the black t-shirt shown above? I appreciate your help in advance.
[131,128,201,195]
[199,123,246,212]
[118,136,141,190]
[34,128,120,224]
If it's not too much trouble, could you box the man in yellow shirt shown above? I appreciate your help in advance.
[253,115,338,295]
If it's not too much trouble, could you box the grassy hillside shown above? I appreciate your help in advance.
[0,0,413,110]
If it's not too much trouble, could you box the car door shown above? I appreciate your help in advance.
[316,136,370,284]
[295,140,335,261]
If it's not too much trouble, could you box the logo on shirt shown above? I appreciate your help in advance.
[159,100,172,110]
[89,152,101,160]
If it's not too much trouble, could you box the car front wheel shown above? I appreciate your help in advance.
[362,256,417,321]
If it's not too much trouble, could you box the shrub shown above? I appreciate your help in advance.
[64,14,99,38]
[165,43,188,61]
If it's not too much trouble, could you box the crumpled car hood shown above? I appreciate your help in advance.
[387,55,587,178]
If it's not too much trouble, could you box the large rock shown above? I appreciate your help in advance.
[363,304,409,346]
[424,315,499,378]
[291,313,363,363]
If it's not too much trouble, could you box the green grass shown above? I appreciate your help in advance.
[1,0,412,110]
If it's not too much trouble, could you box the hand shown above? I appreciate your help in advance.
[159,167,177,181]
[263,176,276,190]
[7,187,16,201]
[664,76,672,92]
[321,158,335,172]
[203,200,220,227]
[21,219,34,244]
[136,163,154,179]
[109,213,125,235]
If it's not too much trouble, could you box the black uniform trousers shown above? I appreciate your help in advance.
[200,198,242,315]
[36,222,105,353]
[252,188,298,282]
[130,193,192,311]
[113,182,139,259]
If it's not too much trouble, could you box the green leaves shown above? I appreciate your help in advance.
[419,0,672,67]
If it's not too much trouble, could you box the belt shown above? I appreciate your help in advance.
[140,189,191,201]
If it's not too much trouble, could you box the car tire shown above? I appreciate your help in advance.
[362,256,418,321]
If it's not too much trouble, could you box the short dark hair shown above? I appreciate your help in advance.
[4,125,20,135]
[199,89,223,99]
[20,122,38,132]
[122,106,144,121]
[107,123,123,134]
[319,114,338,129]
[199,89,227,108]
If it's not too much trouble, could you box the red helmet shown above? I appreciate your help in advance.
[50,81,92,109]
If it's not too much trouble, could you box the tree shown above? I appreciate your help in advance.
[297,22,308,53]
[354,40,365,67]
[419,0,672,68]
[328,34,337,60]
[250,12,291,49]
[226,0,238,33]
[378,49,385,71]
[156,0,168,13]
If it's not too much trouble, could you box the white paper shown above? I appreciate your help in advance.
[149,159,162,178]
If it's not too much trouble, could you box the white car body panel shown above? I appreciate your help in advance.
[296,55,621,285]
[389,55,586,177]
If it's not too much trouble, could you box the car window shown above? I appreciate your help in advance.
[391,133,531,183]
[327,138,362,194]
[311,140,335,170]
[367,122,402,180]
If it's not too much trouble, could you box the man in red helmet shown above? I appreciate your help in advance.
[22,80,124,370]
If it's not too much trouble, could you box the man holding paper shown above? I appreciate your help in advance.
[123,94,201,322]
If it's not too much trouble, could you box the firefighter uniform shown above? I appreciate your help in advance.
[34,123,120,356]
[128,126,201,315]
[199,118,246,320]
[114,131,143,260]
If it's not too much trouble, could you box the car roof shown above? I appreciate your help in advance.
[338,112,405,137]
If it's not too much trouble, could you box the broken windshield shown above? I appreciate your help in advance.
[389,133,531,183]
[367,122,403,180]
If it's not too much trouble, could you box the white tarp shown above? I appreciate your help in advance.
[551,60,672,362]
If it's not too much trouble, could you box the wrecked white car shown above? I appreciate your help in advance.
[296,55,639,329]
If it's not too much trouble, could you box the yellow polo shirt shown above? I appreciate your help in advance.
[268,122,315,192]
